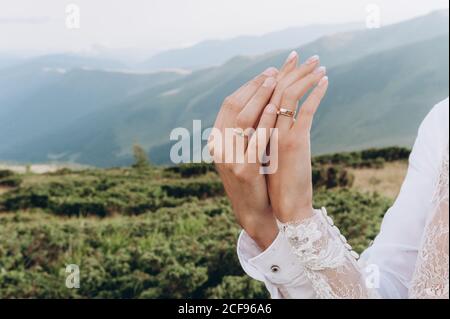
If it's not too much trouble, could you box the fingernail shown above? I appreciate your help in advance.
[318,76,329,87]
[263,67,278,77]
[305,55,320,65]
[285,50,298,63]
[314,66,327,75]
[263,77,276,88]
[265,104,277,114]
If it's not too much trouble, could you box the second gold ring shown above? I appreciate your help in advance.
[277,108,296,118]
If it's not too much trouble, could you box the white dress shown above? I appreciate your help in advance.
[237,98,449,299]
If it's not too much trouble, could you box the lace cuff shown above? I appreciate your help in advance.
[278,208,379,299]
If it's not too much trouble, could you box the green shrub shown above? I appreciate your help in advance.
[161,180,224,199]
[164,163,216,178]
[0,176,22,187]
[314,147,410,168]
[0,170,15,179]
[312,165,354,189]
[206,276,268,299]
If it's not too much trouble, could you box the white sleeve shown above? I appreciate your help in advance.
[361,99,449,298]
[236,98,449,299]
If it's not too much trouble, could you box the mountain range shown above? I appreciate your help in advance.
[0,10,448,166]
[137,22,362,71]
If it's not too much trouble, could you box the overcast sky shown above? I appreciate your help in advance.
[0,0,448,56]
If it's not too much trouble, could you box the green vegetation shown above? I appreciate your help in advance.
[132,144,151,170]
[0,170,22,188]
[314,147,411,168]
[0,148,402,298]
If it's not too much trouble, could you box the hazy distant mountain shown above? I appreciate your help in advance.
[0,53,130,117]
[0,54,23,70]
[0,11,448,166]
[0,65,186,159]
[148,35,449,163]
[14,54,128,71]
[138,22,363,71]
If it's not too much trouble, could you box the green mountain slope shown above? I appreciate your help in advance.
[0,66,185,154]
[311,35,449,154]
[0,11,448,166]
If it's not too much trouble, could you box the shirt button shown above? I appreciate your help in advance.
[271,265,280,273]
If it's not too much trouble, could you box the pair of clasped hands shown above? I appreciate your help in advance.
[210,51,329,250]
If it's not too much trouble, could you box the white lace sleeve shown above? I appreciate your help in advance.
[278,208,380,299]
[409,149,449,299]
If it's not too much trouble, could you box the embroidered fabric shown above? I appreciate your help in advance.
[277,149,449,299]
[409,148,449,299]
[278,208,379,299]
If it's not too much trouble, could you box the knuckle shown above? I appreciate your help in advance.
[251,75,266,87]
[300,106,314,118]
[236,113,253,130]
[293,67,307,80]
[280,136,299,151]
[223,95,239,110]
[232,166,251,181]
[276,78,290,93]
[307,73,319,84]
[283,87,298,101]
[255,87,272,100]
[308,93,321,104]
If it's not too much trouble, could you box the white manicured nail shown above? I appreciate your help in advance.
[263,67,278,77]
[305,55,320,65]
[314,66,327,75]
[285,51,298,63]
[318,76,329,87]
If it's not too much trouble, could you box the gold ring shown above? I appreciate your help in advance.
[233,128,246,137]
[277,108,296,118]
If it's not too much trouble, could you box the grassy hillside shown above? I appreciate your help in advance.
[351,161,408,199]
[0,147,408,298]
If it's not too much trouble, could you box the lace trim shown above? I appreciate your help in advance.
[409,205,449,299]
[410,146,449,299]
[278,208,379,299]
[277,211,347,271]
[432,147,449,206]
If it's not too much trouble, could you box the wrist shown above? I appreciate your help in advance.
[244,215,278,251]
[277,205,314,223]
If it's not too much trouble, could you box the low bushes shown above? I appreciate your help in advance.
[314,147,410,168]
[0,170,22,188]
[164,163,216,178]
[0,147,402,298]
[0,189,391,298]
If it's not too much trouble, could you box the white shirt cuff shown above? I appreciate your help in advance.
[237,230,309,286]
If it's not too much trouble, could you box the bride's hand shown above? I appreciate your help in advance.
[267,63,329,223]
[211,51,323,247]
